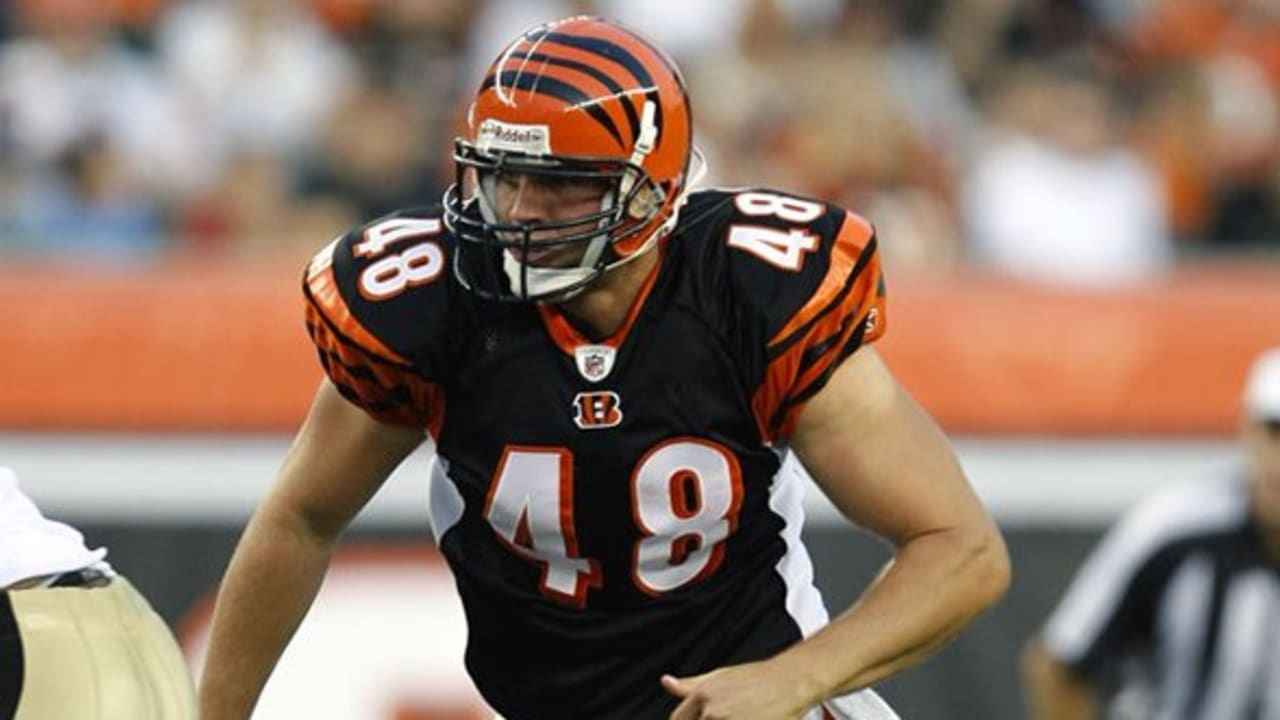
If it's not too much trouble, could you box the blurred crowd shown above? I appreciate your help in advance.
[1,0,1279,284]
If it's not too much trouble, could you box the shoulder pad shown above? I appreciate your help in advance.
[302,208,452,427]
[683,188,886,441]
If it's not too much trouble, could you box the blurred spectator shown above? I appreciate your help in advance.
[1024,347,1280,720]
[154,0,355,179]
[1000,0,1103,60]
[298,73,442,222]
[962,53,1173,285]
[348,0,474,103]
[114,0,173,49]
[340,0,477,206]
[1128,62,1218,242]
[1127,0,1280,87]
[310,0,380,36]
[692,1,936,198]
[690,0,962,272]
[685,0,803,190]
[0,0,1275,268]
[0,0,199,198]
[601,0,753,67]
[824,0,971,273]
[462,0,595,87]
[175,150,354,262]
[934,0,1023,94]
[1122,0,1280,248]
[1,134,164,260]
[1199,55,1280,249]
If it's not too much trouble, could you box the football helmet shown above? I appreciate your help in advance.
[444,16,697,302]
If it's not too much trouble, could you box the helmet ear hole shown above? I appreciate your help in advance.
[627,184,662,220]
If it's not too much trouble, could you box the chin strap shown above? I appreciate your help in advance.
[502,250,596,301]
[618,100,659,202]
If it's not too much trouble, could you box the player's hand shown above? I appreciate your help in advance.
[661,660,818,720]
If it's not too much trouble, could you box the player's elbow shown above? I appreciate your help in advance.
[965,520,1012,613]
[255,489,347,549]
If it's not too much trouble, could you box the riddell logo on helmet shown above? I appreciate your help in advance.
[477,119,551,155]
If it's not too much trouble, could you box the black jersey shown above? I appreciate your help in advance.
[1043,476,1280,720]
[302,188,888,719]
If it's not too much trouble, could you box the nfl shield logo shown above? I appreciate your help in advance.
[574,344,616,383]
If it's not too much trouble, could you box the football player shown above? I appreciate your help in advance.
[198,16,1009,720]
[0,466,197,719]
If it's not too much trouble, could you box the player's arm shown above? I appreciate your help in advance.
[198,379,424,719]
[1022,638,1099,720]
[665,347,1009,718]
[776,346,1009,698]
[1018,481,1194,720]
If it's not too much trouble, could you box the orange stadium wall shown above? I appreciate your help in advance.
[3,259,1279,435]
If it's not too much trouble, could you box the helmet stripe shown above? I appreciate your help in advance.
[507,51,641,145]
[538,31,653,85]
[535,31,664,141]
[481,71,624,148]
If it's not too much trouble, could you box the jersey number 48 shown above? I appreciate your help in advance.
[483,438,744,607]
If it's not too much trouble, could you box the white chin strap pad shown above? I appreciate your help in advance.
[502,251,596,300]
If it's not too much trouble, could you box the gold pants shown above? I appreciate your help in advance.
[1,575,196,720]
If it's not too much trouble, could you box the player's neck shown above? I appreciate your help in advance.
[556,247,661,339]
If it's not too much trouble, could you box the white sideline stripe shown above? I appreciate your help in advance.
[0,434,1239,527]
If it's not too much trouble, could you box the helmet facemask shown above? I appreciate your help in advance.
[445,143,669,303]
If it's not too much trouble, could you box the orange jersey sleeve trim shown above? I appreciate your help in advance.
[771,304,880,440]
[303,249,443,433]
[751,216,886,444]
[306,302,446,434]
[767,211,875,349]
[305,250,412,367]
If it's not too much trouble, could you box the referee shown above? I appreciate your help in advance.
[1024,347,1280,720]
[0,466,196,719]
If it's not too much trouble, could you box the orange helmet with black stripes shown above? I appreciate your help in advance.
[444,16,697,302]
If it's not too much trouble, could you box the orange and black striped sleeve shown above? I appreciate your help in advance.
[750,211,886,443]
[302,238,445,434]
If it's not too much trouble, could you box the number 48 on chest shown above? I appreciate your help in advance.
[482,439,744,607]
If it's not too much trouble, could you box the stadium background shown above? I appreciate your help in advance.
[3,0,1279,717]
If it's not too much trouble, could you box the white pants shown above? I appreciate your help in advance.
[820,687,900,719]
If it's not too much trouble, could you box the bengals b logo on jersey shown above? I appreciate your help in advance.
[573,391,623,430]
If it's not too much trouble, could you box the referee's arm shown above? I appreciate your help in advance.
[1020,483,1198,720]
[1022,637,1098,720]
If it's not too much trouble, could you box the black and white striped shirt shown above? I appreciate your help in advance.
[1043,476,1280,720]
